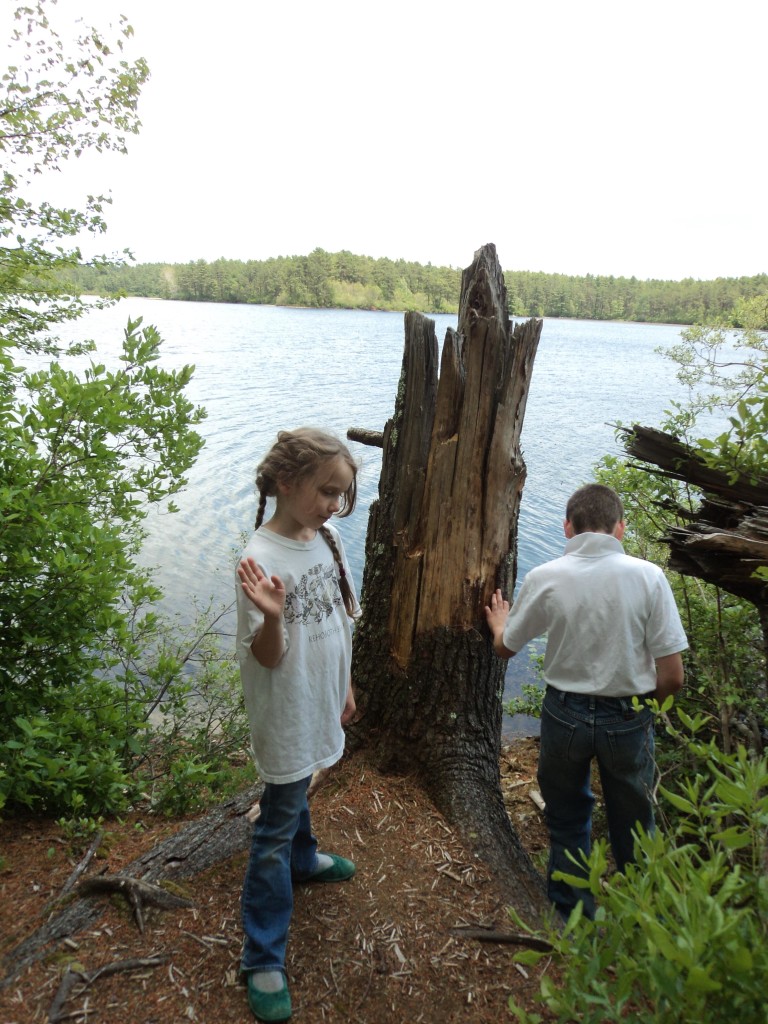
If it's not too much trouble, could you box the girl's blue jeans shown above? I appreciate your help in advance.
[240,774,319,974]
[537,686,655,920]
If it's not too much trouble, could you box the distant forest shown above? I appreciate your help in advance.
[57,248,768,325]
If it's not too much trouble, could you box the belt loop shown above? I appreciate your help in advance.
[588,696,596,711]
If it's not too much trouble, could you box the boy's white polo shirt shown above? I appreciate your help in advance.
[502,532,688,697]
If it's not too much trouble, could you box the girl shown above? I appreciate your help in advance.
[235,427,360,1023]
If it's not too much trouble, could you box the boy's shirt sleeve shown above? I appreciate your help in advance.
[646,574,688,658]
[502,573,548,652]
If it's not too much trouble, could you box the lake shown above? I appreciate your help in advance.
[55,299,696,734]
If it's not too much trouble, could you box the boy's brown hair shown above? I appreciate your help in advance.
[565,484,624,535]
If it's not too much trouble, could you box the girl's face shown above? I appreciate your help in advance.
[275,456,355,540]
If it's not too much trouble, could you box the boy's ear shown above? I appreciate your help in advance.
[613,520,626,540]
[563,518,575,539]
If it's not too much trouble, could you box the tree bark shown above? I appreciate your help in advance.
[347,244,547,922]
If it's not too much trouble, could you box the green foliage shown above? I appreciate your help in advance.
[507,712,768,1024]
[663,296,768,484]
[52,252,768,324]
[596,454,766,755]
[505,681,545,720]
[127,615,252,816]
[0,2,238,818]
[0,683,141,815]
[1,0,150,352]
[55,813,105,851]
[0,314,207,813]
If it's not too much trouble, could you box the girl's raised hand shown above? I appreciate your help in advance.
[238,557,286,619]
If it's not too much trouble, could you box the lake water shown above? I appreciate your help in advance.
[54,299,697,734]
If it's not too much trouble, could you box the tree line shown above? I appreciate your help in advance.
[57,250,768,325]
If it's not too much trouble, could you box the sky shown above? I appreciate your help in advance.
[8,0,767,280]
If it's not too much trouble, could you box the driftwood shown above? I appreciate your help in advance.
[0,781,262,989]
[347,244,548,922]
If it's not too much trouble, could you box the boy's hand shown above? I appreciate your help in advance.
[238,557,286,619]
[484,588,510,635]
[484,589,516,659]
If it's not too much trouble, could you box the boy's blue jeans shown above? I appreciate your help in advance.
[240,774,319,975]
[537,686,656,919]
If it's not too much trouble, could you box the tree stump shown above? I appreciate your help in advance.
[347,244,547,921]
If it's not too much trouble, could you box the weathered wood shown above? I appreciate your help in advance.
[77,874,194,933]
[347,427,384,448]
[620,423,768,679]
[348,244,547,922]
[621,424,768,604]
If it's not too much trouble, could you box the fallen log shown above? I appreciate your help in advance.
[0,781,262,989]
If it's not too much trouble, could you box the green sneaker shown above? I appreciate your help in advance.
[306,852,356,883]
[246,973,292,1022]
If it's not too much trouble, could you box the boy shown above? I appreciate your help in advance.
[485,484,687,919]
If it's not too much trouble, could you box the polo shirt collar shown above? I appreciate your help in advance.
[564,532,624,557]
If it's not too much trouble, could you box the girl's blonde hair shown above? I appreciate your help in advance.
[254,427,358,616]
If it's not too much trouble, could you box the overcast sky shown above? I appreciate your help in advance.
[13,0,766,280]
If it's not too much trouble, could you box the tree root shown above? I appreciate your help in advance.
[77,875,194,934]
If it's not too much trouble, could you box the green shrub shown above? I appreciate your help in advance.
[507,709,768,1024]
[0,679,144,815]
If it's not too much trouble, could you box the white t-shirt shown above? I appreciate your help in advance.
[236,523,360,784]
[502,532,688,697]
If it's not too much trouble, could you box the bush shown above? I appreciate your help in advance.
[507,708,768,1024]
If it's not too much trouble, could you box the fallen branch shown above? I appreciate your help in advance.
[450,925,553,951]
[45,830,104,912]
[48,955,168,1023]
[347,427,384,448]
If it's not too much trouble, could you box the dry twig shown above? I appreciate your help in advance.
[47,955,168,1022]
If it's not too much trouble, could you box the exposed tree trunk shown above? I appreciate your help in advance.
[347,244,547,922]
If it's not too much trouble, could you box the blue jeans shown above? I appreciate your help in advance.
[240,775,320,974]
[537,687,656,919]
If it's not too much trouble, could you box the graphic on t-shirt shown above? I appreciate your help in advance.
[283,562,341,625]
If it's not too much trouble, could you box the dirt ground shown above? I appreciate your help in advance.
[0,738,555,1024]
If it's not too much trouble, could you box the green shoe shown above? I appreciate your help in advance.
[246,973,292,1022]
[307,852,356,883]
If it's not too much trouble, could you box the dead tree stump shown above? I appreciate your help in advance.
[347,244,547,921]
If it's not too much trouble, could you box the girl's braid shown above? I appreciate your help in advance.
[319,525,355,618]
[254,489,269,530]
